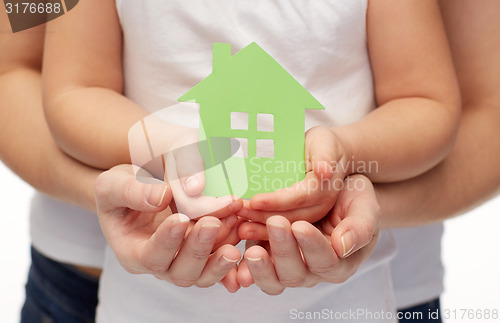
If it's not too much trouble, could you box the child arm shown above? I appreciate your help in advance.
[42,0,153,170]
[377,0,500,228]
[239,0,460,224]
[0,13,99,212]
[333,0,461,182]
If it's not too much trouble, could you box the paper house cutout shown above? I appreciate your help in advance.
[179,42,325,198]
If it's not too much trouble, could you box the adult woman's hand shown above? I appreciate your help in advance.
[237,175,380,295]
[95,164,242,292]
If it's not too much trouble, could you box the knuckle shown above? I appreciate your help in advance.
[121,177,137,205]
[358,217,376,239]
[270,248,294,259]
[195,281,215,288]
[279,277,306,287]
[189,247,212,261]
[263,288,285,296]
[140,261,167,275]
[308,264,334,276]
[94,173,108,196]
[171,277,196,287]
[250,271,268,282]
[292,193,308,207]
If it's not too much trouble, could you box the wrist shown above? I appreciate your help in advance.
[329,126,355,178]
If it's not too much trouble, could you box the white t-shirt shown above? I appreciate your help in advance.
[390,224,445,309]
[97,1,399,322]
[30,193,106,268]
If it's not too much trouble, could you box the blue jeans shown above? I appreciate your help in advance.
[20,247,99,323]
[398,298,442,322]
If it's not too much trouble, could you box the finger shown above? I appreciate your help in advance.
[330,175,380,258]
[235,258,254,288]
[238,203,331,224]
[166,153,239,218]
[248,172,332,212]
[319,213,336,236]
[220,266,241,293]
[244,246,285,295]
[168,217,221,286]
[171,133,206,196]
[95,165,172,214]
[202,198,243,219]
[291,221,340,279]
[305,126,339,180]
[213,216,244,250]
[238,222,268,240]
[218,215,239,240]
[135,213,190,274]
[266,216,308,287]
[196,244,240,288]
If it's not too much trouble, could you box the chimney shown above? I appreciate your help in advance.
[213,43,231,73]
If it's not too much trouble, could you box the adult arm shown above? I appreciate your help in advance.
[0,10,99,212]
[377,0,500,228]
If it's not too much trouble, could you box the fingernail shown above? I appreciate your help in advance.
[244,230,256,240]
[268,222,286,241]
[199,222,221,242]
[146,184,168,207]
[237,208,249,218]
[170,214,189,238]
[251,201,265,210]
[246,256,262,262]
[223,215,238,228]
[228,200,241,213]
[291,226,307,240]
[177,213,190,223]
[185,175,200,194]
[341,231,357,258]
[220,255,238,267]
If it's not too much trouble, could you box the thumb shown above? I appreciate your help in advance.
[305,127,337,181]
[329,175,380,258]
[95,164,172,214]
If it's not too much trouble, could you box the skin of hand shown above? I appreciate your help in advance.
[238,0,460,226]
[95,165,243,292]
[236,175,380,295]
[237,126,347,225]
[129,116,243,219]
[237,0,500,294]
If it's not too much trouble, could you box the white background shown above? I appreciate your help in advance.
[0,162,499,322]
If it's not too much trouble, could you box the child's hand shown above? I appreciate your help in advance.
[237,126,350,225]
[236,175,380,295]
[164,127,243,219]
[95,164,242,292]
[129,108,243,220]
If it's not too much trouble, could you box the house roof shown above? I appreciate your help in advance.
[178,42,325,112]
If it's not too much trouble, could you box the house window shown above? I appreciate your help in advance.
[256,139,274,158]
[257,113,274,132]
[231,137,248,158]
[230,112,248,130]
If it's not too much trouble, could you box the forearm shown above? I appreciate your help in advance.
[333,97,459,182]
[377,103,500,229]
[44,86,149,169]
[345,0,461,184]
[376,0,500,228]
[0,68,99,212]
[41,0,148,170]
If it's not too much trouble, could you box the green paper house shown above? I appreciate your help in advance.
[179,42,324,198]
